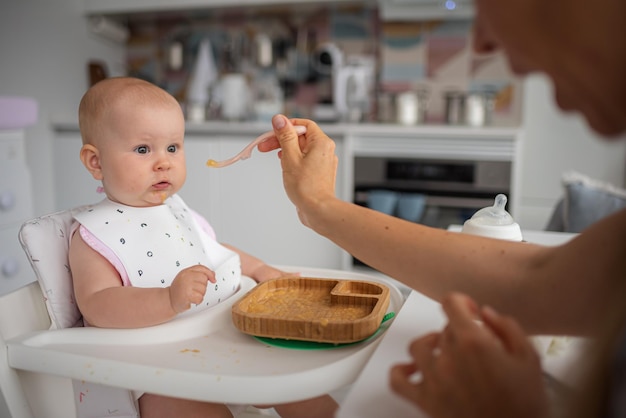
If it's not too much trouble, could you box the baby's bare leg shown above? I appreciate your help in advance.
[273,395,339,418]
[139,393,233,418]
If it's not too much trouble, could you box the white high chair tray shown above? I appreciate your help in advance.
[7,267,404,405]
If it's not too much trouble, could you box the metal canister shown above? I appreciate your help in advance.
[444,91,466,125]
[395,89,429,125]
[465,92,495,126]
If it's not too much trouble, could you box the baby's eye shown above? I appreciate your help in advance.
[167,144,178,153]
[135,145,149,154]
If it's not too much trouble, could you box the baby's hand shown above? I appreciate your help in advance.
[249,264,298,283]
[169,265,216,313]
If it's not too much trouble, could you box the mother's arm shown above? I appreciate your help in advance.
[265,115,626,336]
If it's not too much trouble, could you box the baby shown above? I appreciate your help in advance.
[69,77,337,418]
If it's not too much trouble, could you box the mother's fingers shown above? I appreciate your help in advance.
[480,305,536,356]
[390,333,439,408]
[407,333,441,374]
[441,292,485,333]
[270,114,303,163]
[441,293,536,359]
[389,363,420,401]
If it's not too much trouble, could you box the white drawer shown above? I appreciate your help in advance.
[0,160,33,226]
[0,130,26,163]
[0,223,36,296]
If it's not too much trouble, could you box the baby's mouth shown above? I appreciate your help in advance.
[153,181,170,190]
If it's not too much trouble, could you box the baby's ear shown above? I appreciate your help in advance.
[80,144,103,180]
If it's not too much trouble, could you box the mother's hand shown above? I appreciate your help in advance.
[390,293,549,418]
[260,114,339,228]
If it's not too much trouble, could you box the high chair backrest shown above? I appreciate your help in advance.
[1,207,139,418]
[18,207,89,330]
[0,207,88,417]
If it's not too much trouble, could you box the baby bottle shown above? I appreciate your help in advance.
[461,194,522,241]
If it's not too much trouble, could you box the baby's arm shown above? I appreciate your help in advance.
[70,231,215,328]
[222,243,295,283]
[191,210,294,282]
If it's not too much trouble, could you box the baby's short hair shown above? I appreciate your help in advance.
[78,77,177,145]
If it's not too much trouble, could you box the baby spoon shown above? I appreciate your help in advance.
[206,125,307,168]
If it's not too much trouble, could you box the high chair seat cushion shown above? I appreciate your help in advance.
[19,206,92,329]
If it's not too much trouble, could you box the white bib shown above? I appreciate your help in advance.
[74,194,241,312]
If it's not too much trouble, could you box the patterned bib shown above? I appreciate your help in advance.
[74,194,241,312]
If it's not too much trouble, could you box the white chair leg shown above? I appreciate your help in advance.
[1,334,35,418]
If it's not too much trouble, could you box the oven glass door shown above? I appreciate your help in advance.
[354,190,493,229]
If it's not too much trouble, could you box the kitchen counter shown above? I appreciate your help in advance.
[52,119,520,140]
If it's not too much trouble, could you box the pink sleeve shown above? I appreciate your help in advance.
[78,225,131,286]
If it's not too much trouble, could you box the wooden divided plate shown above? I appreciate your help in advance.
[232,277,390,344]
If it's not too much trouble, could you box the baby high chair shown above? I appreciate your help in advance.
[0,206,142,418]
[2,206,254,418]
[1,207,403,418]
[2,206,248,417]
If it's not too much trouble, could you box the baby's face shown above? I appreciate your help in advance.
[96,101,187,207]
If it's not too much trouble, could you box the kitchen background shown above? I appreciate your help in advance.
[122,3,520,125]
[4,0,623,222]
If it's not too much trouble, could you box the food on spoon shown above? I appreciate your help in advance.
[206,125,307,168]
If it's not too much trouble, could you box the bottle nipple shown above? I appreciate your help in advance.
[461,194,522,241]
[471,194,514,226]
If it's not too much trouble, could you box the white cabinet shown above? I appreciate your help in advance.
[0,131,35,295]
[182,132,345,269]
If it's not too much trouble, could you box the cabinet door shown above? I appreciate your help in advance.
[182,135,343,269]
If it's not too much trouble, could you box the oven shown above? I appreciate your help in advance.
[354,156,511,229]
[353,156,511,267]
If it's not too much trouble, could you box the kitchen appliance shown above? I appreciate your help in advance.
[312,44,374,122]
[354,156,511,230]
[333,57,375,122]
[312,42,344,76]
[219,73,250,121]
[186,38,218,122]
[311,43,344,122]
[353,155,512,267]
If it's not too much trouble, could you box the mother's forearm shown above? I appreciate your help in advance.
[308,198,551,327]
